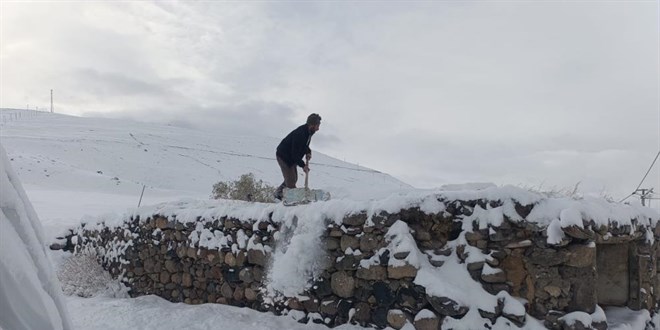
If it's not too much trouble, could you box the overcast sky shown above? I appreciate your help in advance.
[1,1,659,203]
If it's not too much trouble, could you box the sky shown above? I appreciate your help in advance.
[1,1,659,204]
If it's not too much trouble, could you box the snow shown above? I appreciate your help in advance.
[414,309,436,321]
[496,292,525,317]
[605,307,653,330]
[2,110,659,330]
[560,207,584,228]
[65,294,364,330]
[265,211,328,299]
[0,143,72,330]
[462,204,504,230]
[546,218,566,244]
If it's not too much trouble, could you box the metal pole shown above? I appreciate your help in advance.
[137,184,146,207]
[50,89,54,113]
[637,188,649,207]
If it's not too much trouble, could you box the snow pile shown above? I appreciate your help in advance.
[0,143,72,330]
[265,211,329,299]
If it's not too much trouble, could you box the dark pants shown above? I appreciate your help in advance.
[276,156,298,196]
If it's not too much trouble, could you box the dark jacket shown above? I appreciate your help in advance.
[276,124,313,168]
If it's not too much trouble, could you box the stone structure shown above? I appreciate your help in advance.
[56,194,660,329]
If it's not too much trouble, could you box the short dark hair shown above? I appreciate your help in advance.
[307,113,322,125]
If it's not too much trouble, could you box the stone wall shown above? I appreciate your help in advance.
[58,196,660,329]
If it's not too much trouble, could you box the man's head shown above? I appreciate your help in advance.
[307,113,321,133]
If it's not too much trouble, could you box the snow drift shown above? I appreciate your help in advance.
[0,143,72,330]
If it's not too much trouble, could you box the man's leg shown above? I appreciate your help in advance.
[276,156,297,199]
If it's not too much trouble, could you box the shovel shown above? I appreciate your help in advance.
[282,160,330,206]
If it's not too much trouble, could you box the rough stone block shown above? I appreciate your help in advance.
[331,271,355,298]
[356,266,386,280]
[387,309,407,330]
[388,265,417,279]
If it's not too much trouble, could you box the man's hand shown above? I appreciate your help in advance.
[305,153,312,161]
[303,165,310,173]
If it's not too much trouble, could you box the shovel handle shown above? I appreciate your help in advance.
[304,159,309,189]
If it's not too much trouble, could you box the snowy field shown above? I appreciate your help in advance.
[1,109,658,329]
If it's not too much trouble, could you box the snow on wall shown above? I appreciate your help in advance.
[64,183,660,329]
[82,186,658,233]
[0,143,72,330]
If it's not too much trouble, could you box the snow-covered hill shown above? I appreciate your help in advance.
[0,108,410,230]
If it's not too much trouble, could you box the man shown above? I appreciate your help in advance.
[274,113,321,200]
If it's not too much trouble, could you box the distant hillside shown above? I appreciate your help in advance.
[0,109,411,204]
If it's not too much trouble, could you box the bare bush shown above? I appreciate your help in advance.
[57,249,127,298]
[211,173,276,203]
[519,182,583,199]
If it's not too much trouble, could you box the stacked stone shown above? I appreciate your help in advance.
[57,198,660,330]
[65,215,276,310]
[460,202,659,330]
[263,211,420,328]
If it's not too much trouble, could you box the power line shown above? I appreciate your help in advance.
[619,192,635,203]
[633,150,660,192]
[619,150,660,203]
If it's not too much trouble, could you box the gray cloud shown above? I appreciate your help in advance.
[1,1,657,202]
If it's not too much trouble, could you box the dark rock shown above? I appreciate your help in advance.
[247,249,268,266]
[223,268,241,283]
[312,277,333,297]
[592,321,607,330]
[340,235,360,251]
[319,299,338,316]
[337,255,359,271]
[232,286,244,301]
[526,248,568,266]
[359,235,381,252]
[353,302,371,324]
[343,213,367,226]
[393,251,410,260]
[379,249,391,265]
[427,295,469,317]
[335,299,353,323]
[398,286,427,311]
[239,268,254,283]
[478,307,499,323]
[562,225,594,240]
[182,273,192,287]
[220,282,233,299]
[372,306,389,328]
[303,298,320,313]
[324,238,340,250]
[373,281,396,306]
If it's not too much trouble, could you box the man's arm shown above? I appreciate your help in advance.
[290,128,307,168]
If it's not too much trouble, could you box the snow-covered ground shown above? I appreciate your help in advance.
[0,108,410,238]
[1,109,658,329]
[0,109,407,330]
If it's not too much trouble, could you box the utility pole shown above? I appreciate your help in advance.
[636,188,654,207]
[50,89,54,113]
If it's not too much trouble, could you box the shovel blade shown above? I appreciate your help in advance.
[282,188,330,206]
